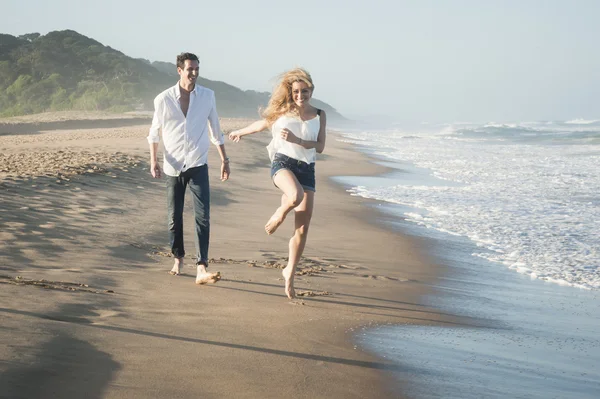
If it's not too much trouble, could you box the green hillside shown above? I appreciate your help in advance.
[0,30,344,119]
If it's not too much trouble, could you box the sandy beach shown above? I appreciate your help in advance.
[0,112,462,398]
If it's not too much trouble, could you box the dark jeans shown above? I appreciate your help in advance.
[166,165,210,265]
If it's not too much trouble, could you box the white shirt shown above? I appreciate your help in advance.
[147,83,224,176]
[267,114,320,164]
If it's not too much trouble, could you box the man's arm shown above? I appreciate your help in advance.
[207,92,225,147]
[148,99,162,178]
[207,93,230,181]
[149,142,161,178]
[215,143,229,181]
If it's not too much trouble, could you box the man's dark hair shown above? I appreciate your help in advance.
[176,52,199,69]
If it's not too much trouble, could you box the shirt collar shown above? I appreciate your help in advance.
[174,82,198,99]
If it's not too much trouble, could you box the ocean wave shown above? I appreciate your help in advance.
[565,118,600,125]
[440,122,600,143]
[338,124,600,291]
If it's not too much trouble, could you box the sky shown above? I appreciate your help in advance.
[2,0,599,123]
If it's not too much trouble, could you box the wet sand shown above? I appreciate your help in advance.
[0,111,461,398]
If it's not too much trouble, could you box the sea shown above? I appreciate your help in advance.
[334,119,600,398]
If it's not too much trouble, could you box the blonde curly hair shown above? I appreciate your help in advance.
[261,68,314,126]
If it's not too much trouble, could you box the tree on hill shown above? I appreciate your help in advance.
[0,30,344,120]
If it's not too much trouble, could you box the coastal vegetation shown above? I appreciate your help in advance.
[0,30,342,119]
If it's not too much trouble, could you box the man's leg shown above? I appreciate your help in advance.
[167,174,186,274]
[188,165,210,265]
[188,165,220,284]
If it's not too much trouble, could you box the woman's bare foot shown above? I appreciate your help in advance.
[265,208,286,235]
[169,258,183,275]
[195,265,221,284]
[282,265,296,299]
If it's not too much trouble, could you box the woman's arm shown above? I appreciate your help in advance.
[297,111,327,153]
[229,119,269,142]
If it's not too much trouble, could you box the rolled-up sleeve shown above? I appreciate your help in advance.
[207,93,225,146]
[147,98,162,144]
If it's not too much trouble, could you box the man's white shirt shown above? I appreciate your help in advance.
[147,83,224,176]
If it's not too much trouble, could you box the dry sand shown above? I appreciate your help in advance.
[0,111,463,398]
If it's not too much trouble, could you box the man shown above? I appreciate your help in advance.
[147,52,229,284]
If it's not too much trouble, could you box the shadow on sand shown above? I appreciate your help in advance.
[1,307,402,373]
[0,332,120,399]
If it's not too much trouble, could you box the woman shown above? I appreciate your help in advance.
[229,68,327,299]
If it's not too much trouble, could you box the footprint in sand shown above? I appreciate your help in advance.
[1,275,114,294]
[129,242,173,258]
[95,310,123,319]
[5,222,26,229]
[0,232,17,241]
[333,264,366,270]
[296,290,331,297]
[359,274,408,282]
[295,266,325,276]
[44,267,82,273]
[303,257,366,271]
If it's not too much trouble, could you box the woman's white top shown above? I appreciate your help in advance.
[267,114,321,164]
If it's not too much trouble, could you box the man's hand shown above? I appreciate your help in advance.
[221,161,230,181]
[150,162,162,178]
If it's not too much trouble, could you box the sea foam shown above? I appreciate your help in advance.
[341,121,600,290]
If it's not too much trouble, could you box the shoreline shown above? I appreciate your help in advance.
[332,127,600,398]
[0,112,464,398]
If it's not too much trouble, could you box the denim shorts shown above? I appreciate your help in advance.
[270,153,316,192]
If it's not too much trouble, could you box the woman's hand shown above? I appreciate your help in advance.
[229,131,242,142]
[280,128,301,145]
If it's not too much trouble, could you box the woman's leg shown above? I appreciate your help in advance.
[266,170,304,235]
[282,190,315,299]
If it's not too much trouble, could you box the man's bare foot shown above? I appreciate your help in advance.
[282,266,296,299]
[195,266,221,284]
[265,209,285,235]
[169,258,183,275]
